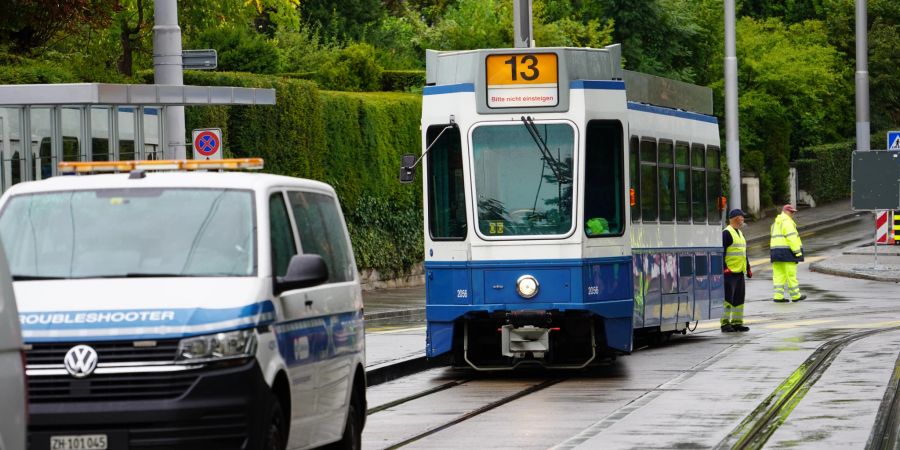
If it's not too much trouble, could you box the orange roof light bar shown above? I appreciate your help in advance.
[58,158,265,174]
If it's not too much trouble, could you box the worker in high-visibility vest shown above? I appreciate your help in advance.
[770,204,807,302]
[722,209,751,332]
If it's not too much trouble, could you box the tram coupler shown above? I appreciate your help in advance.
[500,324,550,358]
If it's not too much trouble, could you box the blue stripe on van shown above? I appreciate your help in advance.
[273,310,364,367]
[19,300,276,343]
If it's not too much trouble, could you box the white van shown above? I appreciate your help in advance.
[0,159,366,450]
[0,242,26,450]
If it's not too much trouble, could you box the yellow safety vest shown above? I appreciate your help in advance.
[724,225,746,273]
[770,212,803,261]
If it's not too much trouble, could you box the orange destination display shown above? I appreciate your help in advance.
[485,53,559,108]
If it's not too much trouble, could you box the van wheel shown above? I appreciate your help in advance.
[262,394,287,450]
[326,387,363,450]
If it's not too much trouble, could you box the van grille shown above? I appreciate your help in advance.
[26,340,180,366]
[27,371,198,403]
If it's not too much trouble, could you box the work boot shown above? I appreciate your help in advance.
[773,298,789,303]
[721,324,735,332]
[733,325,750,332]
[792,294,807,302]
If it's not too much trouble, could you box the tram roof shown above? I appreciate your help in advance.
[425,44,712,115]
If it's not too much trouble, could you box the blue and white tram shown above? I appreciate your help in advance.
[402,45,725,369]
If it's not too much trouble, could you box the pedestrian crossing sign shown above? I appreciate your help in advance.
[889,131,900,151]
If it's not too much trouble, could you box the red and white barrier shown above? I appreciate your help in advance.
[877,210,890,244]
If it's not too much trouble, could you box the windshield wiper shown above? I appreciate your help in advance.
[520,116,564,182]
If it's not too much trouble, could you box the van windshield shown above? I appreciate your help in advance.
[0,188,255,279]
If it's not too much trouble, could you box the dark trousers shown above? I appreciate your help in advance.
[723,273,746,325]
[724,273,745,307]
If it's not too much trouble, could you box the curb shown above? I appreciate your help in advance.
[364,307,426,323]
[809,261,900,283]
[365,353,449,387]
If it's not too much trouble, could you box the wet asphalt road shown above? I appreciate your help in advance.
[363,216,900,449]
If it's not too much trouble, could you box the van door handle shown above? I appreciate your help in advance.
[305,300,313,307]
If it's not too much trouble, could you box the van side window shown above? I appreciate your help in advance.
[269,193,296,278]
[287,191,353,283]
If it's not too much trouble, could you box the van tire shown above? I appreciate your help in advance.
[326,386,363,450]
[262,393,287,450]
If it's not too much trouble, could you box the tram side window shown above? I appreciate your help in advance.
[707,146,722,224]
[658,141,674,222]
[691,144,706,223]
[640,139,658,222]
[584,120,624,237]
[675,142,691,223]
[629,136,640,223]
[427,124,467,240]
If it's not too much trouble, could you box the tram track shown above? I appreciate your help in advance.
[715,326,900,450]
[866,348,900,450]
[381,377,566,449]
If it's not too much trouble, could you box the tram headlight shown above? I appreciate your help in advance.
[516,275,539,299]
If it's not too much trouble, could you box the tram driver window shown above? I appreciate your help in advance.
[584,120,624,237]
[427,124,467,240]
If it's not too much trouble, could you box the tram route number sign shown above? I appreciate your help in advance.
[486,53,558,108]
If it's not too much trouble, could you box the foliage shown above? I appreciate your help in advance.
[299,0,385,41]
[181,71,422,275]
[0,53,80,84]
[0,0,113,54]
[315,43,384,92]
[381,70,426,92]
[794,141,853,203]
[193,26,282,74]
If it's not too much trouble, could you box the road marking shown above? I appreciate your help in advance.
[837,320,900,329]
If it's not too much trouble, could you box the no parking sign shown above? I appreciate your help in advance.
[192,128,222,160]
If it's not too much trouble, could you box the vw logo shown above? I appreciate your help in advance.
[63,345,99,378]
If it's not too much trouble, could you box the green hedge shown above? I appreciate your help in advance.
[381,70,425,92]
[180,72,423,277]
[795,130,891,204]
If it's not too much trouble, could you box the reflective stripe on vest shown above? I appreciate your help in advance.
[724,225,747,273]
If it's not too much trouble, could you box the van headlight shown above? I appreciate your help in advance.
[177,329,257,361]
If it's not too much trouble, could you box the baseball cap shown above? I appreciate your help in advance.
[728,209,745,219]
[783,204,797,212]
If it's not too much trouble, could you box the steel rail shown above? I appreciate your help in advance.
[383,378,566,449]
[717,326,900,450]
[866,348,900,450]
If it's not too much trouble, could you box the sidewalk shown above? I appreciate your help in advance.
[810,242,900,282]
[361,199,875,323]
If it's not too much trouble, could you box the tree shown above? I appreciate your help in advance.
[0,0,113,54]
[115,0,149,77]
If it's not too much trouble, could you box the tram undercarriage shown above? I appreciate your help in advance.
[450,311,621,370]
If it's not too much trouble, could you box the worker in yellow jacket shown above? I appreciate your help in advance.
[770,204,807,302]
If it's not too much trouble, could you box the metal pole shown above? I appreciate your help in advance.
[513,0,533,48]
[153,0,186,159]
[856,0,870,152]
[724,0,741,210]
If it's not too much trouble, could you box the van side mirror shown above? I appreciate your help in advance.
[276,254,328,295]
[399,154,417,183]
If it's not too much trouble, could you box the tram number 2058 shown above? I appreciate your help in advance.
[457,289,468,299]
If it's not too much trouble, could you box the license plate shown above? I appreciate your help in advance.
[50,434,108,450]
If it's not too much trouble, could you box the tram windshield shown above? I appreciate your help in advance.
[472,122,574,237]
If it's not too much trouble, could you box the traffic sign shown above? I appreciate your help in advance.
[876,210,890,243]
[889,131,900,151]
[192,128,222,160]
[183,49,217,70]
